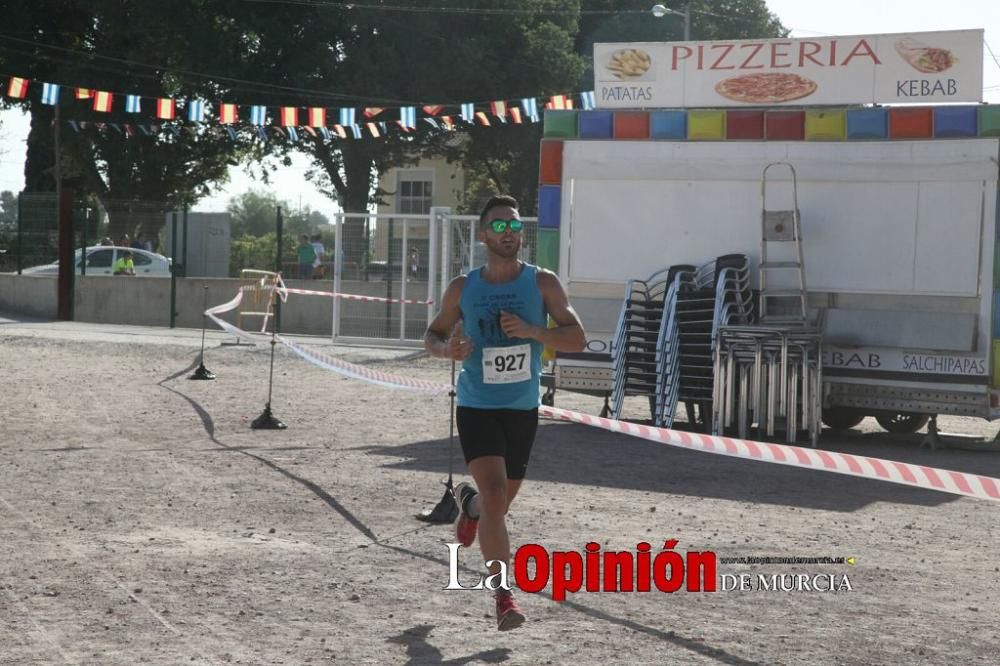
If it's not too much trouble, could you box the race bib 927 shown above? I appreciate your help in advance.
[482,344,531,384]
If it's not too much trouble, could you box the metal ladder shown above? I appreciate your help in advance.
[759,163,807,325]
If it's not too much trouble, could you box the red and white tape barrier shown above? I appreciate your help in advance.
[277,335,451,395]
[277,284,435,306]
[539,406,1000,503]
[203,290,1000,503]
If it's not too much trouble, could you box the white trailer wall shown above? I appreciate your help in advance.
[560,139,1000,352]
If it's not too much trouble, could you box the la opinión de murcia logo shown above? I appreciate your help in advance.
[446,540,717,600]
[446,541,855,598]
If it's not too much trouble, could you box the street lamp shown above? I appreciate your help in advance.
[651,3,691,41]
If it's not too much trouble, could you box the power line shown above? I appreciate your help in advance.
[985,39,1000,76]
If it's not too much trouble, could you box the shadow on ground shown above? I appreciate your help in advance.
[352,421,1000,512]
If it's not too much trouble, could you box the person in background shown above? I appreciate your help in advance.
[118,234,131,248]
[408,247,419,283]
[113,250,136,276]
[311,233,326,279]
[100,237,114,246]
[297,234,316,279]
[131,233,145,250]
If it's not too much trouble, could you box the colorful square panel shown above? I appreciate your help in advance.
[577,111,614,138]
[650,111,687,139]
[979,105,1000,137]
[538,140,563,186]
[846,108,888,139]
[536,229,560,272]
[687,110,725,140]
[804,110,846,140]
[543,110,577,138]
[613,111,650,139]
[538,185,561,229]
[765,111,805,140]
[889,107,933,138]
[933,106,977,137]
[726,111,764,139]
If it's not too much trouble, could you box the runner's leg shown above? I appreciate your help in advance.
[467,455,510,576]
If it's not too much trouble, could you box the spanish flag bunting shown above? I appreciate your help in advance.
[396,120,413,133]
[333,124,347,139]
[303,126,317,137]
[308,107,326,127]
[490,100,506,118]
[156,98,175,120]
[440,115,454,130]
[364,107,385,118]
[7,77,28,99]
[366,122,380,138]
[92,91,113,113]
[509,106,523,124]
[422,104,443,116]
[474,111,491,126]
[219,103,237,124]
[547,94,569,110]
[280,106,298,127]
[76,88,92,99]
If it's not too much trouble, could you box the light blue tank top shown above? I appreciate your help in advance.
[457,263,546,410]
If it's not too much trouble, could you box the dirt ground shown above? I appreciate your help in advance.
[2,318,1000,665]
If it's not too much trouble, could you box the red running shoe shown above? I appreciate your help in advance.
[495,591,525,631]
[453,482,479,548]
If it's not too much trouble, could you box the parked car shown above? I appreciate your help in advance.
[21,246,172,277]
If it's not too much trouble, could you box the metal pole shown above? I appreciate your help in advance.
[400,220,408,341]
[332,214,343,340]
[385,217,394,337]
[684,4,691,41]
[182,204,189,277]
[274,206,283,332]
[170,212,177,328]
[189,286,216,380]
[15,193,22,274]
[80,206,87,276]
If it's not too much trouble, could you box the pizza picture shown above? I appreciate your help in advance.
[714,72,818,104]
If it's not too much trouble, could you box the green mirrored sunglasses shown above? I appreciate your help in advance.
[489,219,523,233]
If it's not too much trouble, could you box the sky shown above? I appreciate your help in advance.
[0,0,998,213]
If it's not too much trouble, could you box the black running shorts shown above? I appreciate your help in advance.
[456,407,539,480]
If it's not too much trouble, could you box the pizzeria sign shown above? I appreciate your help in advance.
[594,29,983,108]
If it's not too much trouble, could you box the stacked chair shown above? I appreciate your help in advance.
[711,163,823,446]
[610,256,753,428]
[609,269,673,422]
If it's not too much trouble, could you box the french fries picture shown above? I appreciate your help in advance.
[607,48,652,79]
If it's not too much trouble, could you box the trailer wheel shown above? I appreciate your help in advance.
[875,413,930,434]
[821,408,865,431]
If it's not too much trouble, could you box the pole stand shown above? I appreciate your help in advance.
[415,476,458,523]
[189,287,216,380]
[189,363,216,380]
[251,403,286,430]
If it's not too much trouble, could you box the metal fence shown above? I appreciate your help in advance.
[0,195,542,343]
[0,193,169,273]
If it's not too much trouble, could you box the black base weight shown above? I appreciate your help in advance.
[251,404,287,430]
[189,363,216,380]
[415,477,459,524]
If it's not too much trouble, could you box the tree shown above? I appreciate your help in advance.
[0,1,253,239]
[452,0,787,212]
[0,191,16,229]
[227,189,329,239]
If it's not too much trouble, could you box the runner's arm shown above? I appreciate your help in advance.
[424,276,472,361]
[499,270,585,352]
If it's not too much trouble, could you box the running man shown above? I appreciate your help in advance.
[424,195,586,630]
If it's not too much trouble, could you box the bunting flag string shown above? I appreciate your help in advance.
[4,72,594,144]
